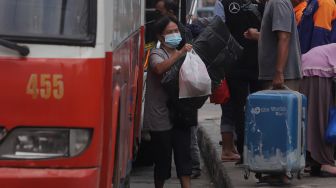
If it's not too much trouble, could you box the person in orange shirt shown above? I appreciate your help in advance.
[298,0,336,53]
[294,0,307,25]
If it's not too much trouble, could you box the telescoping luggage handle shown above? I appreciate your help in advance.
[268,85,306,157]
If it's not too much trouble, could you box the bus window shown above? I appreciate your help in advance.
[0,0,96,45]
[111,0,141,50]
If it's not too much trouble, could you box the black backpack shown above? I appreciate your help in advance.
[220,0,262,22]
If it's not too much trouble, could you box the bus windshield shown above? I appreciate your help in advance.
[0,0,95,45]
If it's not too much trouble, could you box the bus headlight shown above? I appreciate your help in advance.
[0,128,92,159]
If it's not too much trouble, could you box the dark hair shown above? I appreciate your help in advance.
[155,0,179,16]
[154,15,178,36]
[165,0,179,15]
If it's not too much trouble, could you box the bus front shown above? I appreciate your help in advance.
[0,1,105,187]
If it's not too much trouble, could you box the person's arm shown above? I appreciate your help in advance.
[311,1,334,47]
[152,44,192,75]
[273,31,290,89]
[196,17,212,26]
[244,28,260,40]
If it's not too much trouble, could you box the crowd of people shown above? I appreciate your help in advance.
[142,0,336,187]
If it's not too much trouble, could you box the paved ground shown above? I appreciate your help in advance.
[130,157,215,188]
[131,101,336,188]
[198,101,336,188]
[130,101,216,188]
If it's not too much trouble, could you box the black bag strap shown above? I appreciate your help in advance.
[207,26,241,50]
[221,0,262,22]
[243,2,262,22]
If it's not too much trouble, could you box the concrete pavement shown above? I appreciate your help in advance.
[131,100,336,188]
[130,157,215,188]
[198,101,336,188]
[130,104,216,188]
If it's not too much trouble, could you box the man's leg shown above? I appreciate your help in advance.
[284,79,300,91]
[220,101,240,161]
[249,79,264,93]
[180,176,191,188]
[227,79,249,158]
[154,180,164,188]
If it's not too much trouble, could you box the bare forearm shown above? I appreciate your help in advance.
[275,32,290,74]
[153,51,183,75]
[271,31,290,89]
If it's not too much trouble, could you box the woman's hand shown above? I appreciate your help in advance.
[179,43,193,55]
[152,44,192,75]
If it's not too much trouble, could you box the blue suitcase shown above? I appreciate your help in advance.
[243,90,307,180]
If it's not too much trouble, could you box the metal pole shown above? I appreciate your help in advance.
[187,0,198,24]
[179,0,182,22]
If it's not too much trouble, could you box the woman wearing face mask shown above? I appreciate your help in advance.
[143,16,192,188]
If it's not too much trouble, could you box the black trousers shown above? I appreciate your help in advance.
[222,78,263,155]
[150,127,192,181]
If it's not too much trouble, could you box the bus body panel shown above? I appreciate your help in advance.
[0,168,99,188]
[0,58,105,128]
[0,0,144,187]
[0,58,105,168]
[111,33,134,187]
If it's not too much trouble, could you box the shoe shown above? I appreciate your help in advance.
[320,170,336,177]
[191,171,201,179]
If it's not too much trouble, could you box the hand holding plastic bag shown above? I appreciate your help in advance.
[179,50,211,98]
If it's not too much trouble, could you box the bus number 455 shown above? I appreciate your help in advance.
[26,74,64,100]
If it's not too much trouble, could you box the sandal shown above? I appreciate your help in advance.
[320,170,336,177]
[221,153,241,162]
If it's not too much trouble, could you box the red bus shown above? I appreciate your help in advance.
[0,0,144,188]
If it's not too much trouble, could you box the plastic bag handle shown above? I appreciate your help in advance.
[190,49,197,55]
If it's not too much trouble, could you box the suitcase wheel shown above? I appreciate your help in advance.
[255,173,262,181]
[287,172,294,180]
[297,172,302,179]
[256,174,290,185]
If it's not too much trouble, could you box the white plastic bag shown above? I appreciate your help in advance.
[179,50,212,98]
